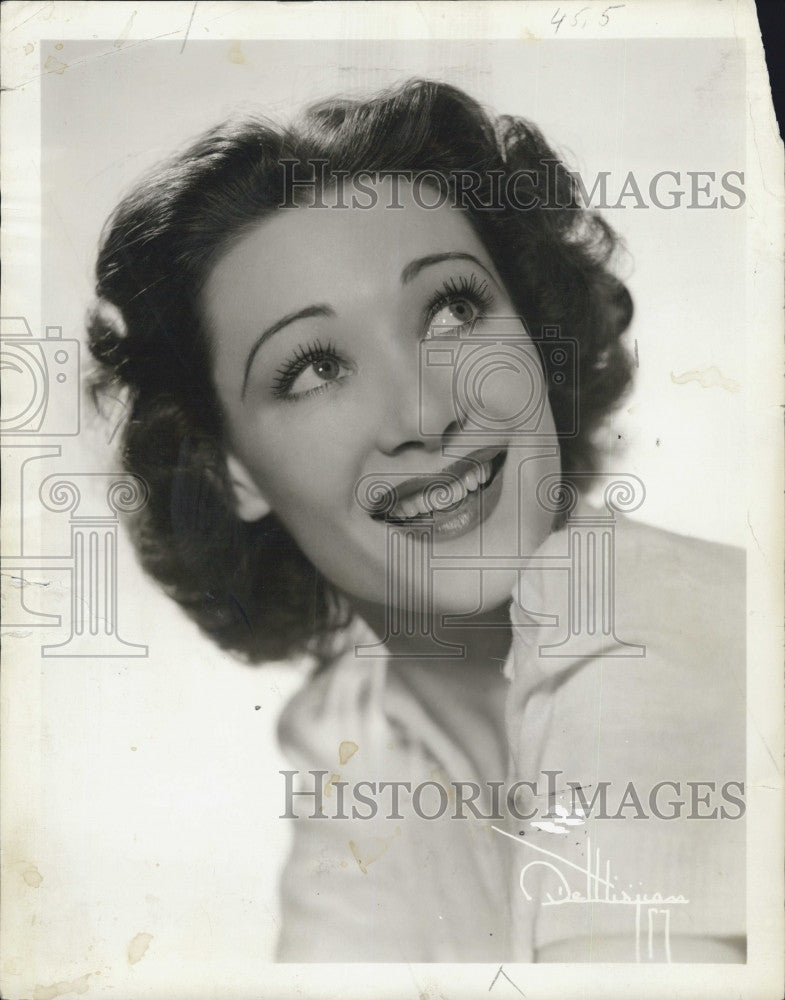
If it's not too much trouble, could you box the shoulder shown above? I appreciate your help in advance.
[612,513,745,610]
[505,516,747,952]
[526,507,744,597]
[513,511,745,664]
[276,620,388,769]
[507,512,746,770]
[608,515,746,670]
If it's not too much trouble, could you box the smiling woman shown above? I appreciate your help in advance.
[88,80,632,661]
[206,177,558,613]
[87,79,745,963]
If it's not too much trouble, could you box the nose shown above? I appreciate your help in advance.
[372,341,461,456]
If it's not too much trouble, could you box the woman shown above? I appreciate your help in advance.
[88,79,745,962]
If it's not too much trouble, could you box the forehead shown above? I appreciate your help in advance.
[203,179,490,321]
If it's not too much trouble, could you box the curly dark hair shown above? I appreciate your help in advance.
[87,78,634,664]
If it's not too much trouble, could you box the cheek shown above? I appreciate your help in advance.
[455,341,550,434]
[488,367,540,422]
[237,414,364,521]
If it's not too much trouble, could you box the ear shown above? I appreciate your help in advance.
[225,453,272,522]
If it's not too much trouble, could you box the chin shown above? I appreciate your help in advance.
[430,567,518,619]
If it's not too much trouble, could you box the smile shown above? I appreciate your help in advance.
[370,447,508,540]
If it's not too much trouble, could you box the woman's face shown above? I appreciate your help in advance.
[205,179,559,617]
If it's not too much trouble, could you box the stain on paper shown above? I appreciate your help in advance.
[22,864,43,888]
[44,55,67,76]
[339,740,358,764]
[670,366,740,392]
[349,827,401,874]
[33,972,96,1000]
[419,988,449,1000]
[228,42,244,65]
[323,772,342,798]
[127,931,153,965]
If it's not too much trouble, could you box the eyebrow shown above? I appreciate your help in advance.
[241,304,334,399]
[400,251,499,287]
[240,251,500,399]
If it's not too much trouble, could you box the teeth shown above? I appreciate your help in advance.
[442,482,465,509]
[388,455,498,520]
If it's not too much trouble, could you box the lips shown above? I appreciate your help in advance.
[369,447,507,524]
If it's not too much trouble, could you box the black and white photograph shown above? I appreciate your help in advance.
[1,2,783,998]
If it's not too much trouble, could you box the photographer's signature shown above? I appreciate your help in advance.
[492,826,689,963]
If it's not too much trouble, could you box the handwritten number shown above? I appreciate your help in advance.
[552,3,626,33]
[572,6,590,28]
[600,4,626,26]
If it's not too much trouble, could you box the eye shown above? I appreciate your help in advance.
[271,339,352,401]
[289,354,349,396]
[425,273,494,337]
[429,297,479,331]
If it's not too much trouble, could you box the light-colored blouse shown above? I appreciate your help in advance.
[276,511,746,962]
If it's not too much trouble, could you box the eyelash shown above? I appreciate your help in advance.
[425,273,494,330]
[270,272,495,402]
[270,338,344,401]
